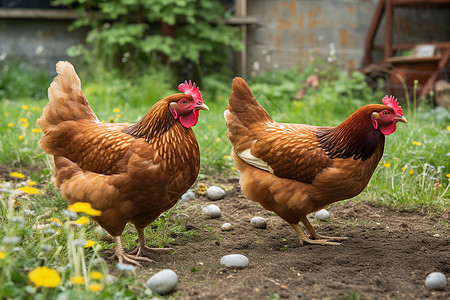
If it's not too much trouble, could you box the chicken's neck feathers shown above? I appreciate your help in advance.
[315,107,385,161]
[122,101,189,142]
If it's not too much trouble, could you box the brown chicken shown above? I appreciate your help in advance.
[225,77,406,245]
[37,61,208,264]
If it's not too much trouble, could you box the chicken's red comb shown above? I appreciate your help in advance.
[178,80,203,103]
[382,95,403,115]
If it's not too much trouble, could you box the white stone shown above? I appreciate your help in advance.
[146,269,178,295]
[425,272,447,290]
[220,254,249,268]
[181,190,196,203]
[202,204,221,218]
[206,186,226,200]
[221,223,233,231]
[0,182,13,189]
[250,216,267,229]
[315,209,331,221]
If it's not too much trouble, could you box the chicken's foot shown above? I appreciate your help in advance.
[290,223,343,246]
[301,216,349,241]
[109,236,154,266]
[128,227,173,257]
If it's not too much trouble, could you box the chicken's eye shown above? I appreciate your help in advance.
[180,100,187,105]
[383,111,389,116]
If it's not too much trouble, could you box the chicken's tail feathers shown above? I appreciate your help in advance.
[225,77,272,127]
[37,61,98,133]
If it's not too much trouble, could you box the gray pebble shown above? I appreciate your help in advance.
[425,272,447,290]
[315,209,331,221]
[206,186,226,200]
[0,182,14,189]
[146,269,178,295]
[220,254,249,268]
[202,204,221,218]
[221,223,233,231]
[250,216,267,229]
[181,190,196,203]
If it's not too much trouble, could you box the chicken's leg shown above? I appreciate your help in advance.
[109,236,154,266]
[290,223,343,246]
[301,216,348,241]
[128,226,173,257]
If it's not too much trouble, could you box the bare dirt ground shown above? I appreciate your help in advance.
[113,177,449,300]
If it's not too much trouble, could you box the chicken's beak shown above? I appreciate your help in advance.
[395,116,407,123]
[196,103,209,111]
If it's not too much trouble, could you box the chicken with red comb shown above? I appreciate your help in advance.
[38,61,208,265]
[225,77,407,246]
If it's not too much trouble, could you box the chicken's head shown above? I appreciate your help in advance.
[169,80,209,128]
[371,95,407,135]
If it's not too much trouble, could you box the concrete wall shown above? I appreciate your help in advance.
[246,0,378,76]
[0,18,86,71]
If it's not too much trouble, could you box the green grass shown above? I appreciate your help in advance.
[0,63,449,298]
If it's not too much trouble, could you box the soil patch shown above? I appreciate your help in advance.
[109,178,450,300]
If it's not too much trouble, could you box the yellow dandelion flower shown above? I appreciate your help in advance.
[70,276,85,284]
[89,283,104,292]
[48,218,62,224]
[116,114,121,119]
[113,108,120,113]
[90,271,104,280]
[18,135,24,141]
[18,186,40,195]
[27,180,37,186]
[384,163,390,168]
[74,216,90,225]
[10,172,25,179]
[22,105,29,110]
[32,128,43,133]
[409,170,414,175]
[31,106,41,112]
[84,240,96,248]
[7,123,14,127]
[101,120,106,123]
[0,251,6,259]
[447,126,450,131]
[446,174,450,178]
[28,266,61,288]
[68,202,102,216]
[224,155,231,160]
[207,125,212,130]
[20,118,27,123]
[402,167,406,171]
[22,122,29,129]
[412,141,422,146]
[216,137,221,142]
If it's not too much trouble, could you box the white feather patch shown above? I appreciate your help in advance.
[237,149,274,174]
[223,109,231,121]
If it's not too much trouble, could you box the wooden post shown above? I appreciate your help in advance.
[385,0,393,60]
[235,0,247,77]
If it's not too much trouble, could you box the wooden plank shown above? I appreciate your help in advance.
[362,0,386,66]
[0,8,78,19]
[420,49,450,99]
[392,0,450,6]
[225,16,258,25]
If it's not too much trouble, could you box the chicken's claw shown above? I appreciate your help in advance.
[110,236,155,266]
[129,245,173,257]
[290,223,344,246]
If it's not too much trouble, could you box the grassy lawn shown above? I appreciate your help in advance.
[0,63,449,298]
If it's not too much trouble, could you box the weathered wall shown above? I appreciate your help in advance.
[247,0,377,76]
[0,18,86,71]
